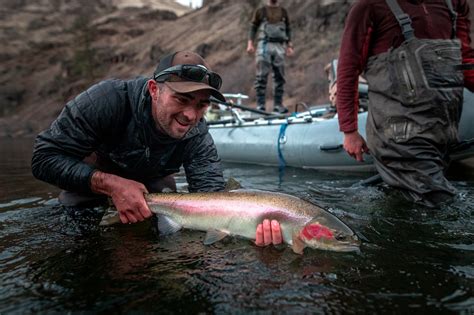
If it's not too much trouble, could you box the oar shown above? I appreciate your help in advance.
[210,97,272,116]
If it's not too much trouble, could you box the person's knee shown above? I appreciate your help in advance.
[146,175,177,193]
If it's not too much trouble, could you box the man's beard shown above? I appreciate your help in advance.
[155,116,191,140]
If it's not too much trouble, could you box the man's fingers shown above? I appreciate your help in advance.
[347,150,356,160]
[125,211,138,224]
[355,152,364,162]
[255,220,283,247]
[263,219,272,245]
[119,212,128,224]
[362,144,370,154]
[133,210,144,222]
[255,223,264,246]
[271,220,282,245]
[139,203,153,219]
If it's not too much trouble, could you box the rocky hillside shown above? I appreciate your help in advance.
[1,0,473,137]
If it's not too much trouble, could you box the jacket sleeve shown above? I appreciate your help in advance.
[182,124,225,193]
[249,7,263,41]
[456,0,474,91]
[283,8,292,42]
[336,1,372,133]
[31,80,127,193]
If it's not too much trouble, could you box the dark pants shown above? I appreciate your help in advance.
[255,41,286,109]
[364,38,463,207]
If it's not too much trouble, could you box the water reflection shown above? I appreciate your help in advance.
[0,139,473,313]
[0,138,59,202]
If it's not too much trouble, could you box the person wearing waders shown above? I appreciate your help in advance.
[337,0,474,207]
[246,0,294,113]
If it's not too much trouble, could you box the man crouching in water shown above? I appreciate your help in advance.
[31,50,282,246]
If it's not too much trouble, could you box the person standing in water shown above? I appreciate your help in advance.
[337,0,474,207]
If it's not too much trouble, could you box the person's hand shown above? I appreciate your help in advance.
[328,83,337,107]
[286,46,294,57]
[110,178,152,224]
[255,219,282,246]
[247,41,255,55]
[343,130,369,162]
[91,171,153,224]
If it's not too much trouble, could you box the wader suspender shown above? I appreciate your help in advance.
[385,0,474,70]
[385,0,457,40]
[385,0,415,40]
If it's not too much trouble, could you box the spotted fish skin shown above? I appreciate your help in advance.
[146,189,360,253]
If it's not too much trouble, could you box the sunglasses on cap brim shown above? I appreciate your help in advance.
[154,64,222,90]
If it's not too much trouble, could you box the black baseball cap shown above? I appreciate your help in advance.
[153,51,225,102]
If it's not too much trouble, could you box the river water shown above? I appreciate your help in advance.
[0,138,473,314]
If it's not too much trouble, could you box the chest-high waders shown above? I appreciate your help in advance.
[254,7,287,111]
[364,0,464,207]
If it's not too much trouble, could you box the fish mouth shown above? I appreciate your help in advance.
[331,233,361,252]
[302,229,361,253]
[330,242,361,252]
[310,240,361,253]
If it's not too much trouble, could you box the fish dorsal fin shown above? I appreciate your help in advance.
[157,214,182,235]
[203,229,229,245]
[224,177,242,191]
[292,232,306,255]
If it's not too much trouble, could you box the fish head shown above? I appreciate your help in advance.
[292,218,360,254]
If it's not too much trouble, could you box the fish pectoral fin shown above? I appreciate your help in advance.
[203,229,229,245]
[157,214,182,235]
[292,233,306,255]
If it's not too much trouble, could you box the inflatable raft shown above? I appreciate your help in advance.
[208,89,474,171]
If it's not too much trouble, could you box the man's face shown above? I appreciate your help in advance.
[150,82,211,139]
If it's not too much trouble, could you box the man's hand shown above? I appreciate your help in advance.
[286,45,294,57]
[91,171,153,224]
[247,40,256,55]
[255,219,282,246]
[343,130,369,162]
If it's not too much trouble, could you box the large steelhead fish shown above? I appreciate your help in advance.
[106,189,360,254]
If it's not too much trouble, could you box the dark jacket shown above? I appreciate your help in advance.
[31,77,225,193]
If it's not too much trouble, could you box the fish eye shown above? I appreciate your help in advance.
[335,233,347,241]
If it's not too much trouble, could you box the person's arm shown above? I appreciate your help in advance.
[337,1,372,161]
[248,7,262,42]
[247,7,262,54]
[456,0,474,91]
[32,79,152,224]
[283,8,294,56]
[91,170,152,224]
[31,80,127,193]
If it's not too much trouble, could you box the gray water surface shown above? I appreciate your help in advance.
[0,138,473,314]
